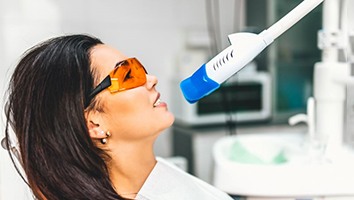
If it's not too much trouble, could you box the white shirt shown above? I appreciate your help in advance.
[135,158,233,200]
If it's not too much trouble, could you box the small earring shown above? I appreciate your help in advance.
[106,131,111,137]
[100,131,111,144]
[101,138,107,144]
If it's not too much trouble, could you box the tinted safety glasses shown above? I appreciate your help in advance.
[86,57,147,107]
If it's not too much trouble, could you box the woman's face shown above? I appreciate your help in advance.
[89,44,174,142]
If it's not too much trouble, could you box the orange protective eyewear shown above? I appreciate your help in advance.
[87,57,147,105]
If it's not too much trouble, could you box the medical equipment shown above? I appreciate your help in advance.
[172,67,272,125]
[180,0,324,103]
[212,0,354,198]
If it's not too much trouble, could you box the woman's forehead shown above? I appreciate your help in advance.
[90,44,127,77]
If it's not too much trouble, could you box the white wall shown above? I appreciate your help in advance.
[0,0,216,199]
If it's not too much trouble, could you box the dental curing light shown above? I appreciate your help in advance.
[180,0,324,103]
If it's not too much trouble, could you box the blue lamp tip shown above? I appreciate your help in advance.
[180,64,220,104]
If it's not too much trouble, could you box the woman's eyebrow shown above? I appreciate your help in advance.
[115,60,127,68]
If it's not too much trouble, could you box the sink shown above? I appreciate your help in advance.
[213,132,354,197]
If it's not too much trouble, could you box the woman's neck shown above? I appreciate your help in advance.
[107,139,157,197]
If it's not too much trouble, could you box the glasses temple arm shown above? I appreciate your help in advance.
[87,75,111,104]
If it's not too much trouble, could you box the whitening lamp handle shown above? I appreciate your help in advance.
[180,32,271,103]
[180,0,323,103]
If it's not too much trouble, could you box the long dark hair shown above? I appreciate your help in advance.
[4,34,124,200]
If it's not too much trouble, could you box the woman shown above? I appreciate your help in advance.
[4,34,233,200]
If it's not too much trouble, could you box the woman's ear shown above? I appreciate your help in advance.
[87,120,106,139]
[85,112,106,139]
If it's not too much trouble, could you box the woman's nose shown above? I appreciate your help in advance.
[146,74,158,89]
